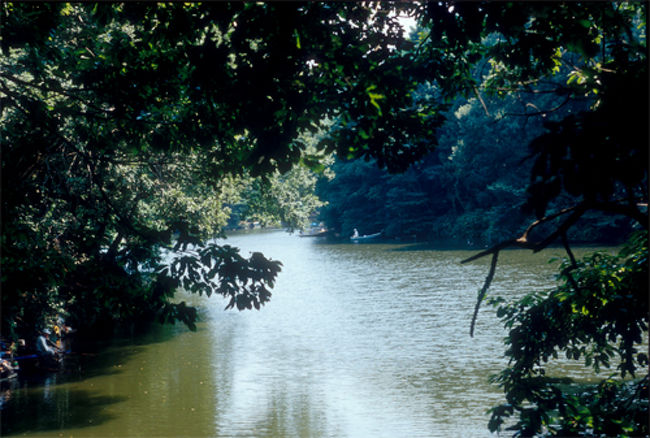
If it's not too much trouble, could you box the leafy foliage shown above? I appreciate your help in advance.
[4,2,420,337]
[317,90,621,245]
[157,243,282,326]
[317,3,648,436]
[487,232,648,436]
[416,2,647,219]
[229,132,333,231]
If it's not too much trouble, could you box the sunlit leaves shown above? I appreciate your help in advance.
[365,84,385,116]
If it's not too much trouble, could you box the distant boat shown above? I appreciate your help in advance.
[350,230,382,242]
[299,228,329,238]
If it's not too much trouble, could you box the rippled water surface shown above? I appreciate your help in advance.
[1,231,618,437]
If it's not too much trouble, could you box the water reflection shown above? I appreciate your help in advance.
[1,231,619,437]
[203,232,510,437]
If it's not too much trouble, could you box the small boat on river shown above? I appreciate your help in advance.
[350,229,382,242]
[299,228,329,238]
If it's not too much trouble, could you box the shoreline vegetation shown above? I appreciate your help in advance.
[229,224,629,249]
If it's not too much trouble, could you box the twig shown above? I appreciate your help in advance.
[560,232,581,293]
[473,85,490,117]
[470,251,499,337]
[503,94,571,118]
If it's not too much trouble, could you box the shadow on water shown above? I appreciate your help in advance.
[387,242,475,252]
[1,381,126,436]
[310,238,477,252]
[386,241,615,254]
[16,321,181,385]
[0,320,189,436]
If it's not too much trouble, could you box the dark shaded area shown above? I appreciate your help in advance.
[1,384,125,436]
[0,321,187,436]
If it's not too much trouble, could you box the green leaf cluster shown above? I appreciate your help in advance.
[157,242,282,326]
[487,231,648,436]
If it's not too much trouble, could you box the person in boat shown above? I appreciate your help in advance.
[352,228,359,239]
[35,329,62,365]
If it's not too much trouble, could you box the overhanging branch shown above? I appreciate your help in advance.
[461,197,648,336]
[0,72,182,127]
[470,251,498,337]
[503,94,571,118]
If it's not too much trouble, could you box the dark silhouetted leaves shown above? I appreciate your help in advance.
[157,242,281,317]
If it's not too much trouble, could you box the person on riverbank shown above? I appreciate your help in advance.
[35,329,61,367]
[0,340,19,377]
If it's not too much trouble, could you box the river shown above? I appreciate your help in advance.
[0,230,617,437]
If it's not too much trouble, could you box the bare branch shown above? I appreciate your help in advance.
[503,94,571,118]
[461,205,580,264]
[521,206,568,239]
[561,232,577,267]
[461,197,646,336]
[560,232,581,294]
[470,251,499,337]
[461,238,532,264]
[473,85,490,117]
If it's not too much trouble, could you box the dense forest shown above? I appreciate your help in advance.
[316,88,634,246]
[2,2,647,436]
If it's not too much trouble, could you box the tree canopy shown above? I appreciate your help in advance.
[316,85,632,245]
[1,2,432,337]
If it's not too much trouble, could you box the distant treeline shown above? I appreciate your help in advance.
[316,91,634,246]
